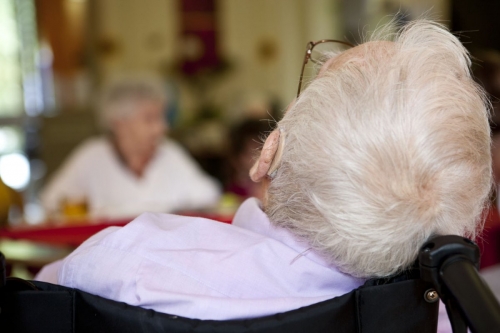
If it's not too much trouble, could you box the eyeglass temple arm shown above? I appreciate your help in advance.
[297,40,355,98]
[297,45,314,98]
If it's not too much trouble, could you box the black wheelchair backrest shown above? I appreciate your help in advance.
[0,255,438,333]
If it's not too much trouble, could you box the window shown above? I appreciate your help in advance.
[0,0,39,193]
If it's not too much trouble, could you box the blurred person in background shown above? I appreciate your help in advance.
[473,50,500,123]
[40,75,220,220]
[225,118,270,201]
[481,130,500,304]
[37,21,491,331]
[491,131,500,210]
[481,130,500,269]
[474,53,500,270]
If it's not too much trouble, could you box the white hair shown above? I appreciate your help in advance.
[266,20,492,279]
[98,74,167,130]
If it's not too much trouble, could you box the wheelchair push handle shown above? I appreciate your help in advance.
[419,235,500,333]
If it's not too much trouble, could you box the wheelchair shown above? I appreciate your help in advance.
[1,235,499,333]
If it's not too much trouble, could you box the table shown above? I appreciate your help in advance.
[0,220,131,247]
[0,239,72,269]
[0,220,133,276]
[0,213,232,278]
[0,239,73,279]
[0,213,232,247]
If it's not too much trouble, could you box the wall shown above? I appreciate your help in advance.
[216,0,344,120]
[92,0,344,123]
[95,0,179,75]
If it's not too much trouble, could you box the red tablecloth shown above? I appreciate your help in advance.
[0,214,232,247]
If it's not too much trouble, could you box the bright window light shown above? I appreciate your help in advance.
[0,127,22,154]
[0,153,30,190]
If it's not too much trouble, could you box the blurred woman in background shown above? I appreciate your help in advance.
[40,75,220,220]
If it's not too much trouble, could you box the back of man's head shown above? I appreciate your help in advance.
[266,20,492,279]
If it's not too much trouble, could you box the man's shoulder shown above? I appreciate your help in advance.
[68,211,269,265]
[58,212,261,285]
[56,209,360,314]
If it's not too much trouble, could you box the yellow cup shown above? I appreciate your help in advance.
[62,199,88,223]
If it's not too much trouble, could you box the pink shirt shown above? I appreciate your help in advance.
[37,198,363,320]
[36,198,452,330]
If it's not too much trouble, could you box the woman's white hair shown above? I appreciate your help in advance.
[98,74,167,131]
[266,20,492,279]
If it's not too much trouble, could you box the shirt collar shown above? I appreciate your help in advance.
[232,198,337,269]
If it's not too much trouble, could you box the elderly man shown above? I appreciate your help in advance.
[37,20,491,331]
[40,75,220,219]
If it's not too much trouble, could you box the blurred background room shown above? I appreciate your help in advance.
[0,0,499,284]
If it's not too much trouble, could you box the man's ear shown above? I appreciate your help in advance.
[249,129,285,182]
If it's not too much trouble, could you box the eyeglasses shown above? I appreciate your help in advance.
[297,39,354,98]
